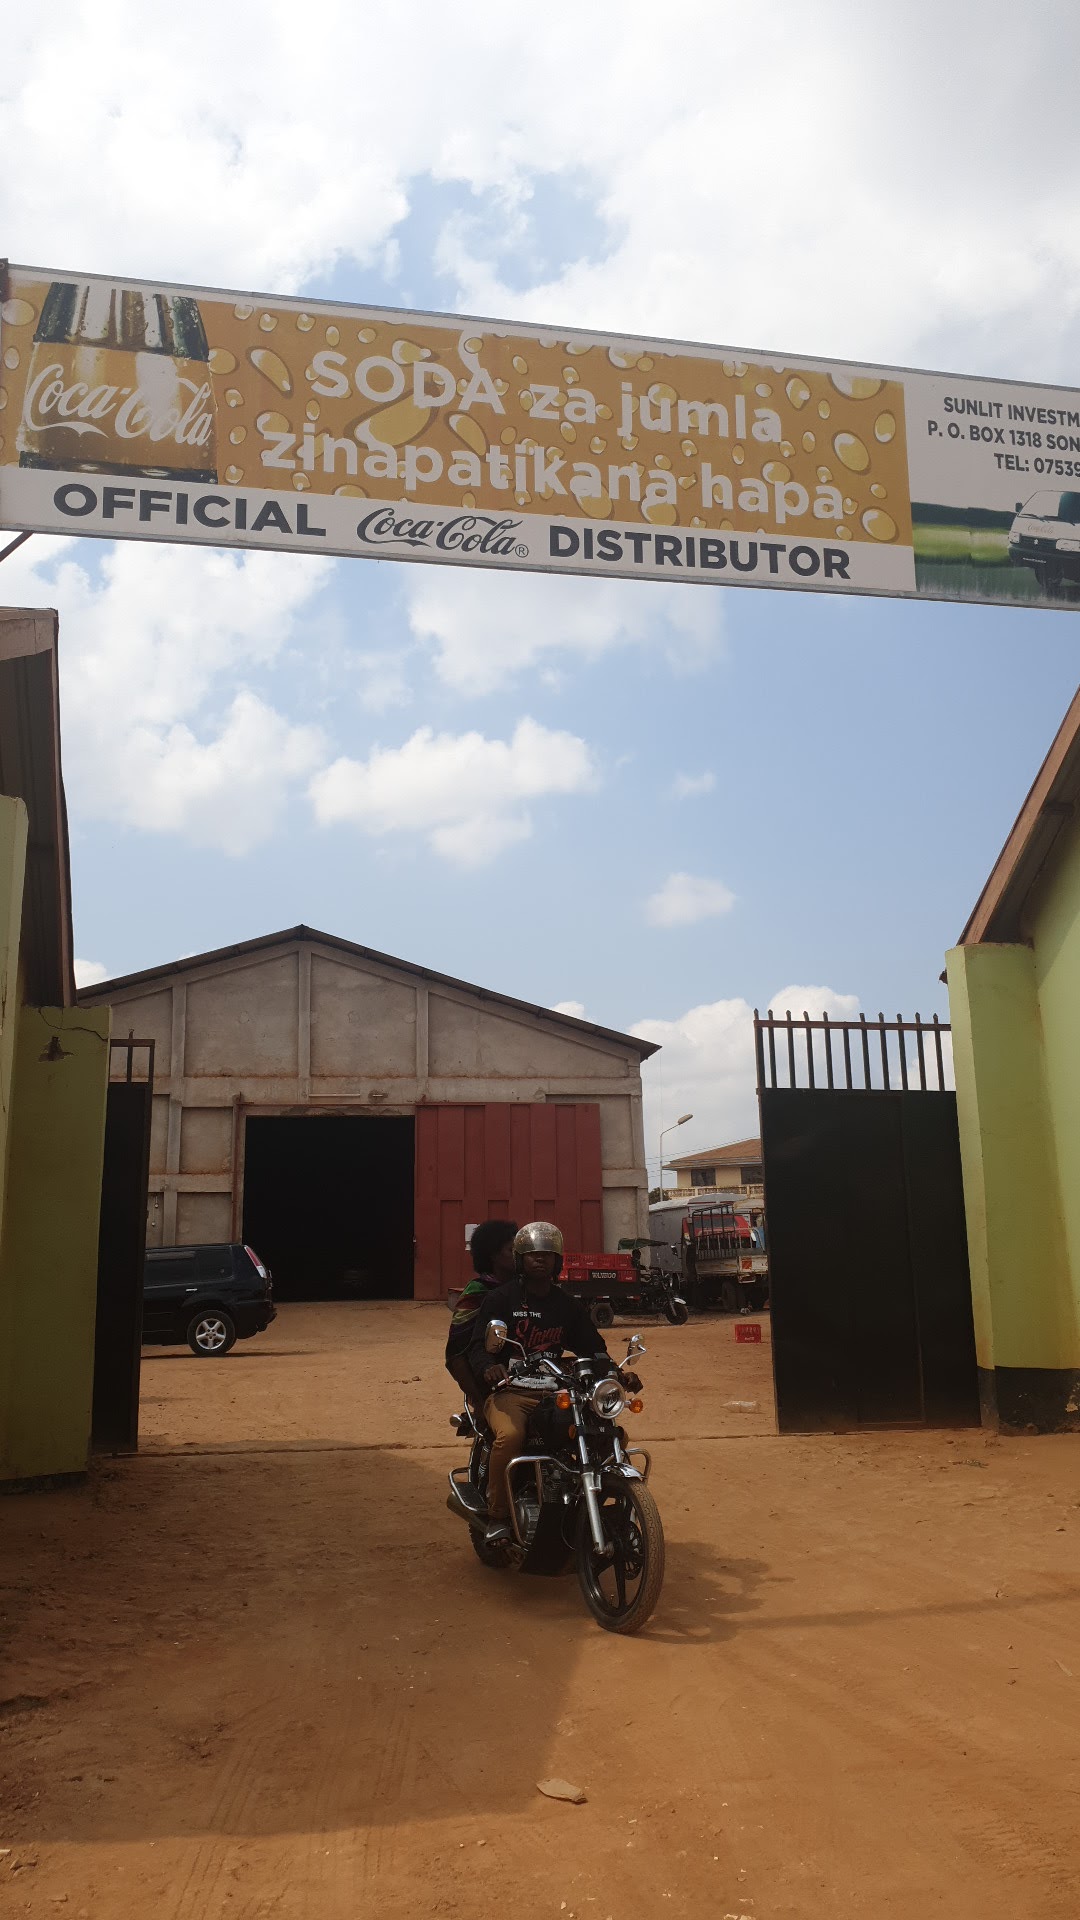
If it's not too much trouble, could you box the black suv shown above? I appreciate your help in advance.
[143,1243,276,1356]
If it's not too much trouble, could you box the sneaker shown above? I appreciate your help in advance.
[484,1519,513,1547]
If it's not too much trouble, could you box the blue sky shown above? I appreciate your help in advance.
[4,2,1080,1164]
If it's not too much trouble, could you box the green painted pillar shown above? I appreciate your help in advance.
[0,796,28,1222]
[0,1004,111,1484]
[947,942,1079,1430]
[0,796,29,1463]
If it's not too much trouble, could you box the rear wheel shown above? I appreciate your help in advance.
[591,1300,615,1329]
[186,1307,236,1356]
[575,1483,665,1634]
[720,1280,740,1314]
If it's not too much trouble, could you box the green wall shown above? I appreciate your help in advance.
[948,807,1080,1426]
[0,796,28,1252]
[0,1003,111,1482]
[1028,812,1080,1318]
[947,943,1074,1375]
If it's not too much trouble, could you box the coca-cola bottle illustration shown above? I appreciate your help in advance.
[17,279,218,482]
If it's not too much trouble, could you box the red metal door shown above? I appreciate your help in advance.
[413,1103,604,1300]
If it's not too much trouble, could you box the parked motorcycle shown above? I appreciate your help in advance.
[446,1324,665,1634]
[629,1247,690,1325]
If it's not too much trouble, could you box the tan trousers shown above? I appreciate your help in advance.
[482,1389,544,1519]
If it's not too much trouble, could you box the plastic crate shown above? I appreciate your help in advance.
[560,1251,636,1293]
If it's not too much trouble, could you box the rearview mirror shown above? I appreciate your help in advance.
[485,1319,508,1354]
[625,1333,646,1362]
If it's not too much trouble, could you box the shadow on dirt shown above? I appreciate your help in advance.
[0,1440,779,1848]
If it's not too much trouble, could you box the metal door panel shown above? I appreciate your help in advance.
[757,1011,976,1433]
[413,1102,605,1299]
[92,1056,153,1454]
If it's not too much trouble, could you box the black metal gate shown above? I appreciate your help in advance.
[755,1011,978,1433]
[91,1037,154,1454]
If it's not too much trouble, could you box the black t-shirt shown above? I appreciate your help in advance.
[466,1275,610,1385]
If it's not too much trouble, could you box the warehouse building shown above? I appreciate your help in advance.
[79,928,656,1301]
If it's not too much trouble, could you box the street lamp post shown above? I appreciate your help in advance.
[658,1112,693,1197]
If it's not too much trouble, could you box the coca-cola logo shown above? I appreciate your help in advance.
[355,507,528,558]
[23,361,214,449]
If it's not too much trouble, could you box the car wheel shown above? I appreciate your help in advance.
[592,1301,615,1329]
[186,1307,237,1357]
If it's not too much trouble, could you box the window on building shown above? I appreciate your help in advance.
[740,1164,763,1185]
[690,1166,716,1186]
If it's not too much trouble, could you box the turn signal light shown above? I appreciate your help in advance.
[628,1397,644,1414]
[556,1390,572,1411]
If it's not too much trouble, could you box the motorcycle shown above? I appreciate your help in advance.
[445,1323,665,1634]
[629,1247,690,1325]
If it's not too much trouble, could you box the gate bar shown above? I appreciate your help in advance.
[754,1011,953,1093]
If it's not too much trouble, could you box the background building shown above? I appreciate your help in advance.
[661,1137,764,1200]
[948,686,1080,1431]
[80,929,655,1300]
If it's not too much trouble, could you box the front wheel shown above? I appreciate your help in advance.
[663,1297,690,1325]
[186,1307,236,1356]
[575,1483,665,1634]
[591,1300,615,1329]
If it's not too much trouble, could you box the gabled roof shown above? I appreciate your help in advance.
[0,607,74,1006]
[960,683,1080,944]
[77,923,659,1057]
[665,1136,761,1170]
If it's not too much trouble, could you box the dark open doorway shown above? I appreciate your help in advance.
[242,1115,415,1302]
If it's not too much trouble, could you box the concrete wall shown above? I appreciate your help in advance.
[0,1004,111,1482]
[948,808,1080,1429]
[89,935,649,1261]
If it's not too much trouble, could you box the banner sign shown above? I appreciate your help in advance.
[3,261,1080,609]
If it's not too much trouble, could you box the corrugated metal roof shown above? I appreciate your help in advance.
[959,683,1080,946]
[665,1136,761,1169]
[0,607,74,1007]
[78,923,660,1057]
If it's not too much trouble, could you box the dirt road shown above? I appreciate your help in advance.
[3,1304,1080,1919]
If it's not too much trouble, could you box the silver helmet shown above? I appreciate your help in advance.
[513,1220,564,1273]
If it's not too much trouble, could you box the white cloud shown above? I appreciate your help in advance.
[635,996,760,1170]
[309,716,596,865]
[122,691,326,855]
[672,771,716,799]
[3,5,1080,387]
[645,872,735,927]
[403,566,721,697]
[766,985,860,1023]
[74,958,108,987]
[636,982,862,1170]
[1,537,333,853]
[552,1000,586,1019]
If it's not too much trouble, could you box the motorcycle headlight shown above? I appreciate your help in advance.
[591,1378,627,1420]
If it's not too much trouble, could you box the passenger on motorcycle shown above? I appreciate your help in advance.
[467,1220,643,1548]
[444,1219,518,1409]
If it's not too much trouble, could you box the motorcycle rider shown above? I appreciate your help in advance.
[444,1218,518,1408]
[467,1221,642,1548]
